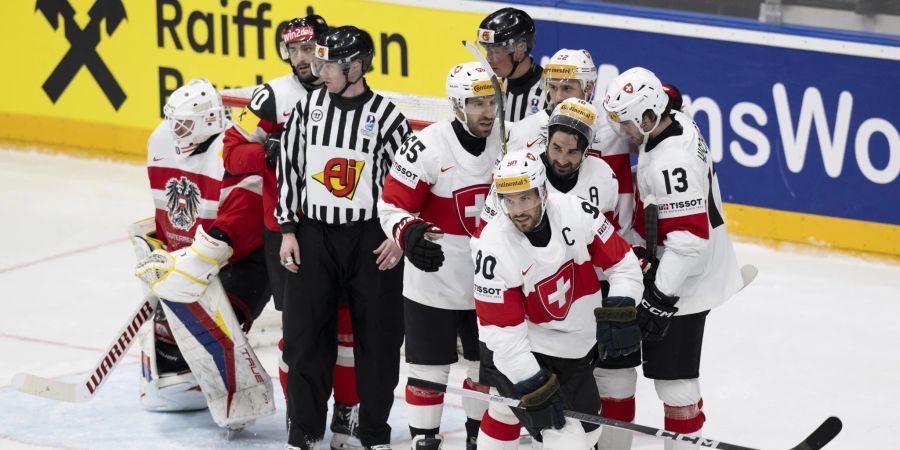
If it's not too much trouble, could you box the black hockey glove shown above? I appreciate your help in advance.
[513,369,566,431]
[594,296,641,360]
[637,282,679,341]
[394,217,444,272]
[264,131,283,167]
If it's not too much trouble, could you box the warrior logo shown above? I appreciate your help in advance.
[164,176,201,231]
[534,260,575,320]
[312,158,365,199]
[453,184,491,236]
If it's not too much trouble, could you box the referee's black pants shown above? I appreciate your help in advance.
[283,218,404,447]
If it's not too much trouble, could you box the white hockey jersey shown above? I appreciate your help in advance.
[472,193,643,384]
[593,119,638,243]
[635,110,743,315]
[379,119,504,310]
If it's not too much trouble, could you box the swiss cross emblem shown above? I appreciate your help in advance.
[535,260,575,320]
[453,184,490,236]
[623,83,633,93]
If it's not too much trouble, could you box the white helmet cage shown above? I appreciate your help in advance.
[493,150,548,219]
[542,49,597,100]
[163,78,226,154]
[602,67,668,138]
[446,62,501,136]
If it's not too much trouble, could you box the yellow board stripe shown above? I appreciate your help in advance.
[723,203,900,259]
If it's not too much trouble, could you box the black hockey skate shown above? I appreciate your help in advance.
[331,402,362,450]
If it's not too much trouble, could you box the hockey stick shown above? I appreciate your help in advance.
[462,40,508,155]
[408,377,842,450]
[12,294,159,402]
[643,194,659,263]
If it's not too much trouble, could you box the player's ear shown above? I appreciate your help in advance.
[514,40,527,61]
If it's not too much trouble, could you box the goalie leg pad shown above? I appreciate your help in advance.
[138,308,206,412]
[160,278,275,428]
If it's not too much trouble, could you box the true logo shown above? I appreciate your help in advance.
[36,0,127,110]
[164,176,201,231]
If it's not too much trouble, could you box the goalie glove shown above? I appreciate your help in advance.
[135,226,233,303]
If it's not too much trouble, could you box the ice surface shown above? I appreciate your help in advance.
[1,149,897,449]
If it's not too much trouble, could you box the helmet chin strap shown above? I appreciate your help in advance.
[336,67,364,97]
[456,109,482,138]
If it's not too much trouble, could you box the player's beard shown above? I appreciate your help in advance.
[293,63,316,83]
[510,209,540,233]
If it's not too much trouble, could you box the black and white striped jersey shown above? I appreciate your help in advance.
[503,63,546,123]
[276,87,411,230]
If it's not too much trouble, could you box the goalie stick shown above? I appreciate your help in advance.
[462,40,508,155]
[12,294,158,402]
[407,378,842,450]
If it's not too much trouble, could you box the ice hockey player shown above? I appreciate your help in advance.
[377,61,506,449]
[602,67,744,449]
[506,48,596,152]
[277,26,408,450]
[482,98,618,226]
[472,149,644,449]
[132,78,274,430]
[477,7,545,122]
[222,15,363,449]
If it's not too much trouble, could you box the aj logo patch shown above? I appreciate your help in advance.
[36,0,128,110]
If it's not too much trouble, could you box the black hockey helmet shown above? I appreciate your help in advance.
[314,26,375,74]
[279,15,328,61]
[477,7,536,53]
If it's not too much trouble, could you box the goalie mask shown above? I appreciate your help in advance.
[446,62,501,137]
[493,150,547,231]
[543,49,597,107]
[163,79,226,155]
[603,67,667,147]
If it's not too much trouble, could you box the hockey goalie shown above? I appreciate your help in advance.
[132,79,275,430]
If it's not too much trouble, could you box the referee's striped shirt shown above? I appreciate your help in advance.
[503,63,546,123]
[276,87,411,231]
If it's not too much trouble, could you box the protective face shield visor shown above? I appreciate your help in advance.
[165,115,200,153]
[280,40,316,62]
[497,187,543,216]
[605,109,655,146]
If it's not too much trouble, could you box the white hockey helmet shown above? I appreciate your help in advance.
[543,49,597,96]
[602,67,668,138]
[163,79,226,154]
[493,149,547,217]
[548,98,598,146]
[446,62,501,134]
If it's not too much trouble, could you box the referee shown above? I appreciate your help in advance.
[276,26,409,450]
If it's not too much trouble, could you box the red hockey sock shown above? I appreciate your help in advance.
[664,398,705,434]
[333,303,359,405]
[601,396,636,422]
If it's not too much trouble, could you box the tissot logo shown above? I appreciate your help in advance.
[36,0,128,110]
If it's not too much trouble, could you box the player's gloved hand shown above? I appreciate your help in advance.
[631,245,658,281]
[135,225,233,302]
[394,217,444,272]
[594,296,641,360]
[264,131,283,167]
[637,282,679,341]
[513,369,566,431]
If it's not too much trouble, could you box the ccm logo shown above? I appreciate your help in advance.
[641,298,675,318]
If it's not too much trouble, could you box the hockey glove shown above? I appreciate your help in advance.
[135,225,233,303]
[513,369,566,431]
[264,131,283,167]
[594,296,641,360]
[637,282,679,341]
[394,217,444,272]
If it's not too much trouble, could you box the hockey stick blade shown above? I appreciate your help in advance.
[789,416,842,450]
[13,294,158,402]
[409,377,842,450]
[462,40,508,154]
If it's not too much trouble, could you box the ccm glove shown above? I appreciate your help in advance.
[264,131,283,167]
[594,296,641,360]
[135,225,233,302]
[637,282,679,341]
[631,245,658,282]
[513,369,566,431]
[394,217,444,272]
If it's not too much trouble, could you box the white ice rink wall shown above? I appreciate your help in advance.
[0,0,897,256]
